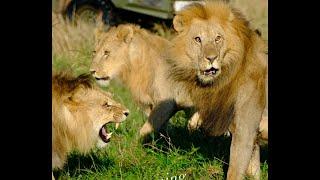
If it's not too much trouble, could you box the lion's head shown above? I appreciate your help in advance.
[90,25,135,87]
[169,1,251,87]
[52,73,130,151]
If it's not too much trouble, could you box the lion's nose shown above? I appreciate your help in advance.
[124,111,130,117]
[206,55,218,63]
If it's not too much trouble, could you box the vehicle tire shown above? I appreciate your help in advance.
[66,0,116,25]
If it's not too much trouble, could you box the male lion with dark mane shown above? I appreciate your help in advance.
[52,73,129,179]
[149,1,267,179]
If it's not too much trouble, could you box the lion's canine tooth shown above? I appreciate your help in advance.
[115,123,120,129]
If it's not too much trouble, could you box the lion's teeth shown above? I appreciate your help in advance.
[106,132,113,139]
[115,123,120,129]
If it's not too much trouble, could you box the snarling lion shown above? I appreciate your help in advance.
[52,73,129,177]
[149,1,267,179]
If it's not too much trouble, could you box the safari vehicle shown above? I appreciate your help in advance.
[52,0,203,25]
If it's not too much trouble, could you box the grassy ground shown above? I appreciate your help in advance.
[52,0,268,179]
[53,77,269,179]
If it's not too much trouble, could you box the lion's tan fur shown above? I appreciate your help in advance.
[91,24,193,115]
[168,1,267,136]
[91,22,267,141]
[164,1,267,179]
[52,73,128,170]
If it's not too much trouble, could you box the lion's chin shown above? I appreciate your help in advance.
[196,68,221,86]
[197,73,216,86]
[96,139,108,148]
[197,76,214,85]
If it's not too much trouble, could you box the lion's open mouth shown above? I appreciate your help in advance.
[99,123,117,143]
[95,76,110,81]
[203,67,219,76]
[99,124,111,143]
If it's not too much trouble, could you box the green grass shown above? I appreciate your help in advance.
[52,54,268,179]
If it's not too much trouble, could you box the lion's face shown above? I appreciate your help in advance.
[187,19,227,85]
[171,9,245,87]
[90,26,133,87]
[63,86,129,147]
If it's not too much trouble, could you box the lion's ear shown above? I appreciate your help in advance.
[173,15,187,33]
[94,11,106,40]
[94,27,103,40]
[117,26,133,43]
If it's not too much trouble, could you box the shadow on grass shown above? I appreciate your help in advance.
[53,150,115,179]
[144,110,268,175]
[159,125,232,175]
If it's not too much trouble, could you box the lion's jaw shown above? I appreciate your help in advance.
[91,63,123,87]
[91,61,125,87]
[92,101,129,148]
[94,76,110,87]
[95,113,127,148]
[95,111,128,148]
[95,124,113,148]
[196,57,222,85]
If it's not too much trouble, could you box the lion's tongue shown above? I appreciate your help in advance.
[101,126,108,136]
[99,126,112,143]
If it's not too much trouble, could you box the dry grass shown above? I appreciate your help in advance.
[52,13,96,61]
[52,12,99,74]
[52,0,268,57]
[152,22,177,40]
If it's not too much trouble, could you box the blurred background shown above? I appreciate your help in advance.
[52,0,267,66]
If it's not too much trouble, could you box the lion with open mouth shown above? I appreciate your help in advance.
[52,72,129,177]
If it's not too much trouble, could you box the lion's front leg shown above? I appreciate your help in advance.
[259,111,268,142]
[139,99,178,138]
[227,97,263,180]
[246,142,260,179]
[227,129,258,180]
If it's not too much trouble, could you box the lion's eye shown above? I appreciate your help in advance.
[215,35,222,43]
[103,102,111,107]
[92,50,96,54]
[104,50,110,56]
[194,37,201,43]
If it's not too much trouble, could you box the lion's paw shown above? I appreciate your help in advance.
[187,112,202,132]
